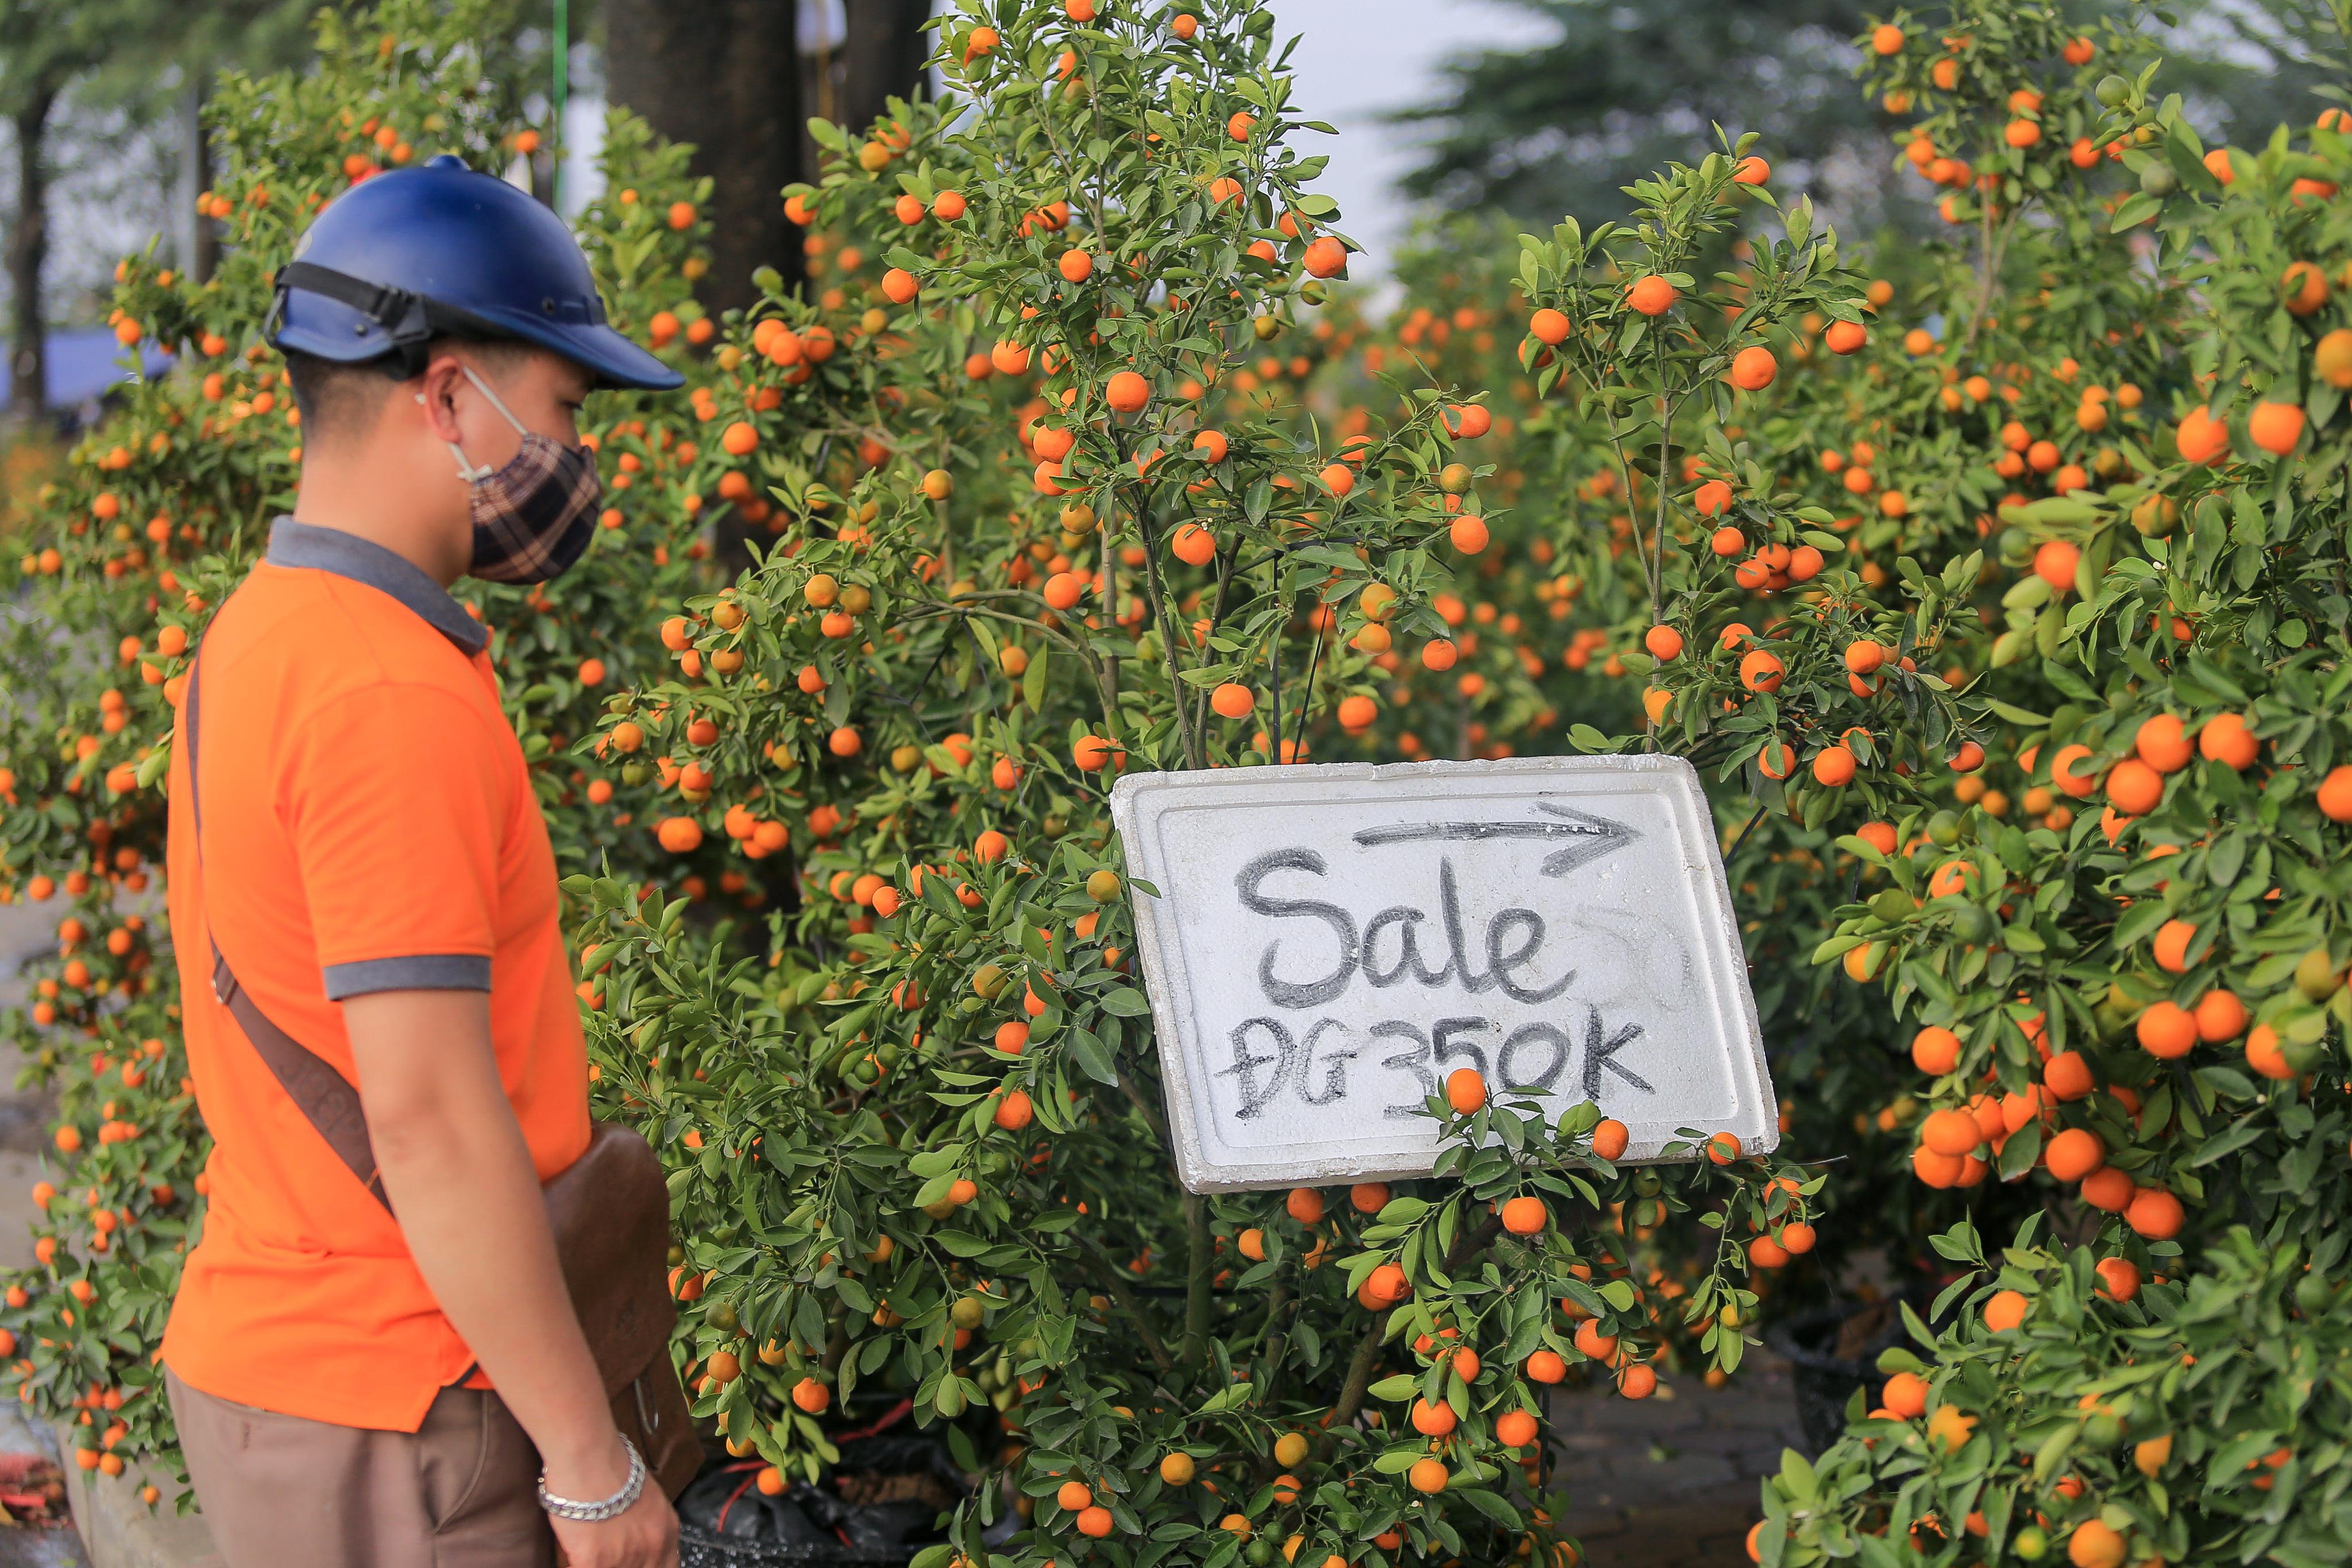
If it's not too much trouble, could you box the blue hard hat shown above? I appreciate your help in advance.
[267,154,683,391]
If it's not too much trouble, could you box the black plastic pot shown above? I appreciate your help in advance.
[677,1432,966,1567]
[1765,1297,1909,1454]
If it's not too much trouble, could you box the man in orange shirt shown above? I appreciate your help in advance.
[162,157,682,1565]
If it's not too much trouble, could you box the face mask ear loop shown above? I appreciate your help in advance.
[445,441,495,483]
[461,365,532,437]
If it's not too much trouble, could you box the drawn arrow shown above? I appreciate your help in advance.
[1352,798,1643,878]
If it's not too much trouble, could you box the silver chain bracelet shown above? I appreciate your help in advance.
[538,1436,646,1523]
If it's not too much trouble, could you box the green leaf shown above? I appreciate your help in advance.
[1196,1380,1256,1414]
[909,1144,966,1179]
[2016,497,2100,525]
[1064,1028,1119,1086]
[2032,1424,2076,1482]
[2110,191,2163,230]
[2185,656,2250,706]
[1779,1448,1820,1503]
[1456,1485,1522,1529]
[932,1230,992,1257]
[1024,644,1050,710]
[2189,1118,2265,1167]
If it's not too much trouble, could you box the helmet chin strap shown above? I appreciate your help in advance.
[418,365,532,484]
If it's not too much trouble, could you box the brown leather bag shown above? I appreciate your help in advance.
[185,657,701,1500]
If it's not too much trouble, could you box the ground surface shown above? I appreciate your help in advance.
[1551,1356,1796,1567]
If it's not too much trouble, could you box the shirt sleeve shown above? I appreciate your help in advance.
[283,683,508,1001]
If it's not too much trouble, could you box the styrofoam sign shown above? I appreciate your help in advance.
[1109,755,1776,1193]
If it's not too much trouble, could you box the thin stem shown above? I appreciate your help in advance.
[898,600,1118,735]
[1269,581,1287,762]
[1443,1214,1502,1275]
[1126,468,1204,770]
[1118,1072,1171,1153]
[1962,204,2017,354]
[1181,1192,1214,1367]
[1650,370,1673,623]
[1073,1234,1175,1373]
[1289,614,1326,762]
[1189,538,1243,743]
[1253,1276,1294,1403]
[934,431,956,589]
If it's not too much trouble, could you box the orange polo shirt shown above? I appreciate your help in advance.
[161,517,590,1433]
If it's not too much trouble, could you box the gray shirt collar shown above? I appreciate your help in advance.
[265,517,489,656]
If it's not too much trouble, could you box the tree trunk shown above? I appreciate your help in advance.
[7,88,56,422]
[603,0,802,315]
[174,81,218,284]
[841,0,932,138]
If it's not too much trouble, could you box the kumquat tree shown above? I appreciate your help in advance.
[1693,5,2352,1565]
[575,3,1813,1563]
[9,0,2352,1563]
[0,0,730,1493]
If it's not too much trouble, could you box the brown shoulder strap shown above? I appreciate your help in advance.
[186,653,392,1212]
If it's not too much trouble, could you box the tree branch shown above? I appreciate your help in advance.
[1320,1306,1392,1449]
[1444,1214,1503,1276]
[1122,465,1204,771]
[1073,1233,1176,1373]
[1181,1191,1215,1367]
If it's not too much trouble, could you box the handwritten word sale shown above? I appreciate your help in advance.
[1218,847,1656,1122]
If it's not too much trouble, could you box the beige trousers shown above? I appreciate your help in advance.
[165,1366,557,1567]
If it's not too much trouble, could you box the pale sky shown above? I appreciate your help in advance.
[1257,0,1555,275]
[553,0,1556,284]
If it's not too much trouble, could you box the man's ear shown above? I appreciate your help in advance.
[414,354,473,443]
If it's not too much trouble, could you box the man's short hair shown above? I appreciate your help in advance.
[283,334,538,449]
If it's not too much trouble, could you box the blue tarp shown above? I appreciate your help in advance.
[24,327,177,410]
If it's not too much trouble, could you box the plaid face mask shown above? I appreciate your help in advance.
[435,366,603,584]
